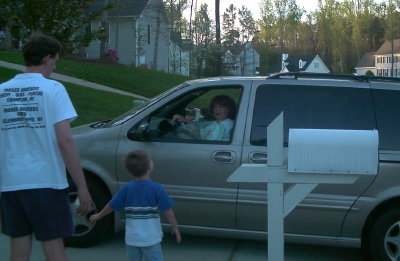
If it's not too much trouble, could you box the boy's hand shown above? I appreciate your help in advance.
[171,226,181,243]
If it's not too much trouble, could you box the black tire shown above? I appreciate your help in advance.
[367,206,400,261]
[64,179,113,248]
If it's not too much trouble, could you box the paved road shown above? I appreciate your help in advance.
[0,232,369,261]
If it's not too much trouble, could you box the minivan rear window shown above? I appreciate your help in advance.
[251,84,376,146]
[372,89,400,150]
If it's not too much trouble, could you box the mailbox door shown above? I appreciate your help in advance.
[236,81,377,239]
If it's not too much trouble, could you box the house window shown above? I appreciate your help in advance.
[147,25,151,44]
[377,57,379,64]
[314,62,319,69]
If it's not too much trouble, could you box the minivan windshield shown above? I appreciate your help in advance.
[100,83,190,128]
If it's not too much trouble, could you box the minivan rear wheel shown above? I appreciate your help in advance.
[64,179,112,247]
[368,206,400,261]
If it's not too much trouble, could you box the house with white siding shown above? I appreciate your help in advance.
[169,32,190,76]
[356,39,400,77]
[222,42,260,76]
[85,0,170,72]
[271,54,330,74]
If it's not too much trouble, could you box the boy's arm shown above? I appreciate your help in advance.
[164,208,181,243]
[89,204,114,223]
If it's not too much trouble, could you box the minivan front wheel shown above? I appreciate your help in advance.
[368,206,400,261]
[64,179,112,247]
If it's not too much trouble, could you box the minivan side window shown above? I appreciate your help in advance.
[131,87,242,144]
[250,84,376,146]
[372,89,400,150]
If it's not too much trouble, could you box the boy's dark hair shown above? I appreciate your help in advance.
[124,150,151,178]
[23,33,61,66]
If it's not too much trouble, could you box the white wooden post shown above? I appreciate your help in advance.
[227,112,378,261]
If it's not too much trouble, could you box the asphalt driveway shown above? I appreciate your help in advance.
[0,231,368,261]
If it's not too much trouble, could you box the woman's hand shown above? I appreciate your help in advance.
[172,114,190,123]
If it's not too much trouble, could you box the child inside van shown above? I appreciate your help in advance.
[89,149,181,261]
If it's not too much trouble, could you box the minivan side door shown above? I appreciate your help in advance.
[115,82,249,230]
[237,80,377,240]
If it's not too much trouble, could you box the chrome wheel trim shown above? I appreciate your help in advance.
[68,192,96,236]
[385,221,400,261]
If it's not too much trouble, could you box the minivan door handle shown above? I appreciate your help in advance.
[212,151,236,163]
[249,152,267,164]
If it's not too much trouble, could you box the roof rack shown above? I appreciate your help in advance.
[268,72,400,83]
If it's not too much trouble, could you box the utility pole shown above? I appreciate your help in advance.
[390,0,394,77]
[189,0,194,76]
[215,0,222,76]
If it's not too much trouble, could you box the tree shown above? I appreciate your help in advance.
[192,3,215,77]
[222,4,239,47]
[0,0,110,54]
[238,6,257,42]
[163,0,189,37]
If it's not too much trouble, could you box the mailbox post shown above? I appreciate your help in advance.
[227,112,378,261]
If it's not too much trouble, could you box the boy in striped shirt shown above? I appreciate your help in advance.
[90,150,181,261]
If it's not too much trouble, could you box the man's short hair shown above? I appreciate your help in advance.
[124,150,151,178]
[23,33,61,66]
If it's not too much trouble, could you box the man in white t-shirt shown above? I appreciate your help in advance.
[0,33,92,261]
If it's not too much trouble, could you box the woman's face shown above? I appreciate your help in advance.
[213,103,230,121]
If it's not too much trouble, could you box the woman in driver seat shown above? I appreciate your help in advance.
[173,95,236,141]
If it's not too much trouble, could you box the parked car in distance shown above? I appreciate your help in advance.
[67,72,400,261]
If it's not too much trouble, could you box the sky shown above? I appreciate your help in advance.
[183,0,384,21]
[183,0,320,21]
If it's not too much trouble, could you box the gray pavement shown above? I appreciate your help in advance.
[0,232,368,261]
[0,61,149,100]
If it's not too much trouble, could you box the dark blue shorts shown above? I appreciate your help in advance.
[0,188,73,241]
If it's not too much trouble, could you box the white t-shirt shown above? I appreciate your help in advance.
[0,73,77,192]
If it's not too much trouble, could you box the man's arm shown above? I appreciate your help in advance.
[55,119,92,214]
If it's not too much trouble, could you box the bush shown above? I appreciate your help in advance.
[365,70,375,76]
[105,49,119,63]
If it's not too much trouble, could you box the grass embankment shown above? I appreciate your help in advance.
[0,67,133,127]
[0,50,190,98]
[0,50,191,127]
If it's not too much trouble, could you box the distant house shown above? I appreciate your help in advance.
[169,32,190,76]
[356,39,400,77]
[355,52,375,75]
[85,0,170,72]
[374,39,400,77]
[222,42,260,76]
[271,54,330,74]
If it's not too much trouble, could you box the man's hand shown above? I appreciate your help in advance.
[76,187,92,215]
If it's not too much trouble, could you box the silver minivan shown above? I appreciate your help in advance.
[67,72,400,261]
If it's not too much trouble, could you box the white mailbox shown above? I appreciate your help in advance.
[288,129,379,175]
[227,113,380,261]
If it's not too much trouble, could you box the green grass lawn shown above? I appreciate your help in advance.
[0,67,133,127]
[0,50,190,98]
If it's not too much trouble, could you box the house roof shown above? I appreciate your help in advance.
[355,52,375,68]
[271,55,314,73]
[89,0,150,16]
[375,39,400,55]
